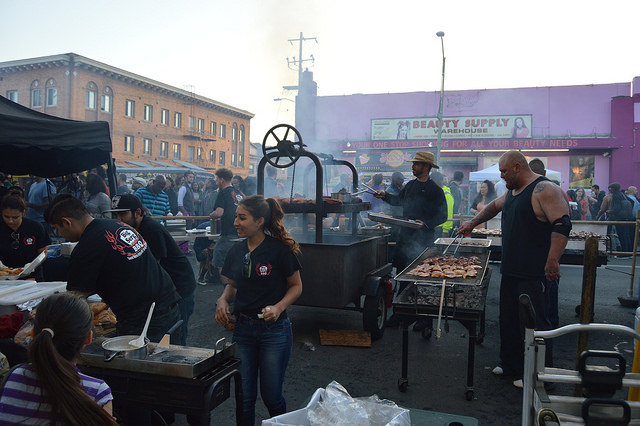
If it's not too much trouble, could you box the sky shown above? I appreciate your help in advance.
[2,0,639,143]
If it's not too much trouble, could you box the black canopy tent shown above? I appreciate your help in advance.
[0,95,115,191]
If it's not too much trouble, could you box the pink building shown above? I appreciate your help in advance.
[296,72,640,191]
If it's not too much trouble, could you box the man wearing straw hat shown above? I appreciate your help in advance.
[375,151,448,330]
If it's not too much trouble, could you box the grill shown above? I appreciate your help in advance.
[78,339,241,425]
[393,242,492,401]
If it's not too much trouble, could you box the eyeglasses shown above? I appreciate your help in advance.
[10,232,19,250]
[243,252,251,278]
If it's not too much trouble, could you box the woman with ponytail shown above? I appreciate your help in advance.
[215,195,302,425]
[0,293,116,425]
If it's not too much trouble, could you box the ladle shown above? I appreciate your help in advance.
[129,302,155,348]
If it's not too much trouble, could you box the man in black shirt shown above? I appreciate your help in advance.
[375,151,448,331]
[458,151,570,388]
[210,168,244,285]
[450,171,464,215]
[46,194,182,344]
[107,194,196,345]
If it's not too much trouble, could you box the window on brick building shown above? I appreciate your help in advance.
[144,104,153,122]
[6,91,17,103]
[101,94,112,113]
[188,146,195,161]
[231,123,238,166]
[198,118,204,133]
[160,141,168,158]
[124,136,134,153]
[220,124,226,139]
[210,149,216,162]
[46,88,57,107]
[197,147,203,160]
[161,109,169,125]
[174,112,182,128]
[143,138,152,155]
[173,143,181,159]
[210,121,217,135]
[188,116,195,131]
[85,90,97,109]
[239,124,245,167]
[125,100,135,118]
[31,89,42,108]
[219,151,225,165]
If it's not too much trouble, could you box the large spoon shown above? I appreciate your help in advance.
[129,302,155,348]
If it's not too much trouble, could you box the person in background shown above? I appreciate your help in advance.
[210,168,244,285]
[25,176,56,236]
[449,171,463,216]
[232,175,246,196]
[215,195,302,426]
[192,181,203,216]
[130,176,146,193]
[84,173,111,219]
[385,172,405,217]
[134,174,170,219]
[598,183,634,252]
[0,293,116,424]
[361,173,385,213]
[459,151,569,389]
[575,188,590,220]
[566,190,581,221]
[59,173,84,201]
[0,172,12,188]
[0,194,50,280]
[165,176,179,215]
[431,171,454,238]
[201,178,219,217]
[90,167,110,197]
[108,194,196,345]
[116,173,130,195]
[470,180,497,216]
[589,184,605,220]
[264,166,280,198]
[333,173,351,193]
[626,186,640,218]
[178,172,195,218]
[243,176,257,197]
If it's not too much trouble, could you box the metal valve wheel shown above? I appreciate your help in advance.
[262,124,304,168]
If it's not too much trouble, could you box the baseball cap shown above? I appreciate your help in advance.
[132,176,147,186]
[107,194,143,213]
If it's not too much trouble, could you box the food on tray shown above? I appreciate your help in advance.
[470,228,501,236]
[89,301,108,315]
[407,255,482,279]
[470,228,608,240]
[0,267,23,276]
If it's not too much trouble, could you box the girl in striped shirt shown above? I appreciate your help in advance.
[0,293,116,425]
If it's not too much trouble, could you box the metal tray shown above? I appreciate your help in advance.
[368,212,423,229]
[79,339,237,378]
[434,237,492,252]
[395,246,490,286]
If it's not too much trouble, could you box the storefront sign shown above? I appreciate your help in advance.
[371,115,532,140]
[355,149,417,173]
[342,138,609,151]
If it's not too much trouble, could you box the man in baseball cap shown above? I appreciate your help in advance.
[374,151,447,331]
[108,194,196,345]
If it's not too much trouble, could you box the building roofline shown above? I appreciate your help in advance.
[0,53,255,120]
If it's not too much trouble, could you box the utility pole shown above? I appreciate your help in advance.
[284,32,317,91]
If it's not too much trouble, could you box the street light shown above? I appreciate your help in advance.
[435,31,446,167]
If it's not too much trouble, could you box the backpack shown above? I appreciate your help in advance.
[608,192,633,221]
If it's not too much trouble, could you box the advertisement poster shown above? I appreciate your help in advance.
[371,115,532,140]
[355,149,419,173]
[569,156,594,188]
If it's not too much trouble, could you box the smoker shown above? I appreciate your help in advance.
[256,124,393,340]
[78,338,241,425]
[393,238,492,401]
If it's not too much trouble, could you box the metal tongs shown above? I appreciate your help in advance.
[442,231,464,256]
[352,181,377,196]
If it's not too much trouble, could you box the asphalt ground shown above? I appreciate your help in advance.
[173,255,639,425]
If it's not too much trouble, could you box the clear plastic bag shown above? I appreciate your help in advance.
[307,381,410,426]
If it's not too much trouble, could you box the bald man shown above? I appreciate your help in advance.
[458,151,570,388]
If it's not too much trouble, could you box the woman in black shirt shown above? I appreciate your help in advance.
[0,194,49,279]
[215,195,302,425]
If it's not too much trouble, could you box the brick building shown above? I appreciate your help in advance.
[0,53,253,175]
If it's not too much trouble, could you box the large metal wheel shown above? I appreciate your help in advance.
[363,285,387,341]
[262,124,304,168]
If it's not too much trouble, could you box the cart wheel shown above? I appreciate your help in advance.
[465,390,474,401]
[421,327,432,340]
[262,124,304,168]
[398,378,408,393]
[363,286,387,341]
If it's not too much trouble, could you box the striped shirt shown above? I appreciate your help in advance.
[0,364,113,425]
[135,187,170,217]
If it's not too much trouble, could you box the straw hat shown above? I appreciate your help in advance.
[408,151,439,169]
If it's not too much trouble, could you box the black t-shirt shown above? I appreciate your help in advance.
[214,186,243,236]
[67,219,180,321]
[0,218,50,268]
[222,236,301,316]
[138,215,196,298]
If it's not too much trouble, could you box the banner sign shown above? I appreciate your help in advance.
[355,149,419,173]
[372,115,533,140]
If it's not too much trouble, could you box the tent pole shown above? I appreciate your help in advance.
[106,155,117,196]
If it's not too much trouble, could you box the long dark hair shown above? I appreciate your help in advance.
[473,179,497,205]
[29,293,117,425]
[239,195,300,253]
[86,173,107,196]
[1,193,27,213]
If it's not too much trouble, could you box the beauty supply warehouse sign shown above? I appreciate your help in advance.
[372,115,532,140]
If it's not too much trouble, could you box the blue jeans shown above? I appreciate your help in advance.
[178,292,195,345]
[233,315,292,425]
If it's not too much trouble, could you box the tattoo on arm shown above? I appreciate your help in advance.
[533,181,547,194]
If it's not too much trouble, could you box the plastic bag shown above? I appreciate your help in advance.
[307,381,410,426]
